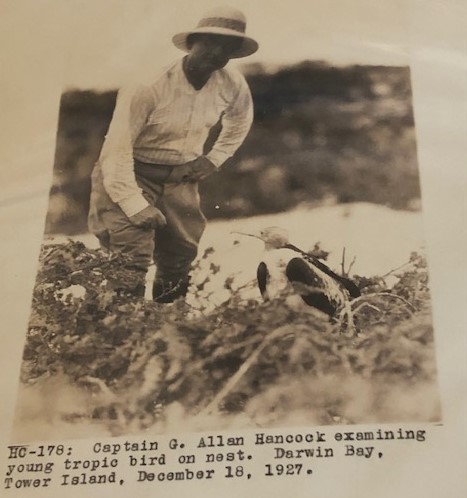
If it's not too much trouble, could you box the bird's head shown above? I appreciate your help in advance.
[232,226,289,250]
[258,227,289,249]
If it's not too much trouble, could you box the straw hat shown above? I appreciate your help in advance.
[172,6,258,58]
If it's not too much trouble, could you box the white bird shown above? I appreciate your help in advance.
[233,227,361,318]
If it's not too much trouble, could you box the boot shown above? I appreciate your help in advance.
[152,277,190,303]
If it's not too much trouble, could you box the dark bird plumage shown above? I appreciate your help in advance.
[285,257,339,315]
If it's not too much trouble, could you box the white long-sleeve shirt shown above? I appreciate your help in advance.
[98,59,254,217]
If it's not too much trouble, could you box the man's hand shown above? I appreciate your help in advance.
[182,156,217,182]
[128,205,167,228]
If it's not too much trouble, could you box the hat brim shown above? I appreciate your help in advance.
[172,28,258,58]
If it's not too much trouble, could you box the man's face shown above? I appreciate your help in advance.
[187,34,243,72]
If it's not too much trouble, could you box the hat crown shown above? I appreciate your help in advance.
[172,7,258,58]
[197,7,247,33]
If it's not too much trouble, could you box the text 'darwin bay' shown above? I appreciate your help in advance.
[3,428,428,490]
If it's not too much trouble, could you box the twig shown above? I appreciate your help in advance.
[198,325,294,416]
[347,255,356,276]
[352,302,382,314]
[41,257,115,281]
[233,279,258,293]
[340,247,356,277]
[210,336,264,361]
[352,292,416,312]
[381,260,413,278]
[79,376,117,402]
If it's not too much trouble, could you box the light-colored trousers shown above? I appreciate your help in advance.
[88,161,206,297]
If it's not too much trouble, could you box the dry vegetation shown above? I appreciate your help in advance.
[19,240,440,436]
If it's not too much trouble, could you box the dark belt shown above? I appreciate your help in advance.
[134,159,173,183]
[134,159,194,184]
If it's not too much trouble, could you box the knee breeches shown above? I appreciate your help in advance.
[88,163,207,294]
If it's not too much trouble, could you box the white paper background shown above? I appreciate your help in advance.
[0,0,466,496]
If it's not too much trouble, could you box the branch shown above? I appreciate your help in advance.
[79,376,117,403]
[340,247,356,277]
[197,325,295,416]
[352,292,416,312]
[380,260,413,278]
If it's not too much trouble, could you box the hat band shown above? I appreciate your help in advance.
[197,17,246,33]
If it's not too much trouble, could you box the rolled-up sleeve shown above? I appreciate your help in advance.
[206,77,253,168]
[99,84,154,217]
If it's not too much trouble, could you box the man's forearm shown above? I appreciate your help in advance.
[206,83,254,167]
[206,117,252,167]
[99,85,154,218]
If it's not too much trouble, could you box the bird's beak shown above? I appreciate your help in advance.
[231,231,262,241]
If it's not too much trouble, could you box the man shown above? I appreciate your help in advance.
[88,7,258,302]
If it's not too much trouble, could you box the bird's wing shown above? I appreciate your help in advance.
[285,257,338,316]
[257,261,270,301]
[284,243,361,298]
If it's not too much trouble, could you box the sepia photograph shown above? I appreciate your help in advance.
[10,1,443,442]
